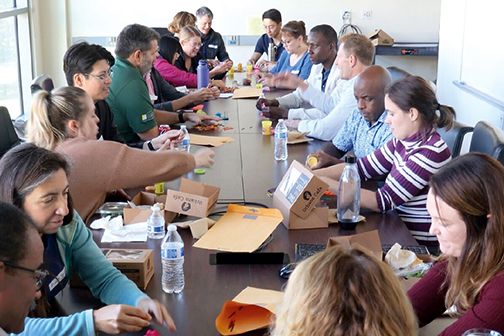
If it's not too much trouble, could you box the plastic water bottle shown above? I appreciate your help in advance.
[147,205,165,239]
[274,119,288,161]
[337,155,361,229]
[161,224,185,293]
[178,125,190,153]
[197,59,210,89]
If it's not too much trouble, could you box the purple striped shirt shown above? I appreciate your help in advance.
[357,131,451,244]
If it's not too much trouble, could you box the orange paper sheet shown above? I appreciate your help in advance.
[190,134,235,147]
[232,88,262,99]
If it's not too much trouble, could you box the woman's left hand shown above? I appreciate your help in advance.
[137,298,176,331]
[185,113,221,124]
[151,130,183,151]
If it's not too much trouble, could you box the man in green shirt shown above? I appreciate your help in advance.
[107,24,217,143]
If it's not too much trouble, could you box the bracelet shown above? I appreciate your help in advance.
[178,110,185,123]
[147,140,155,151]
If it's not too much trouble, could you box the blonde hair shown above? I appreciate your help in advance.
[179,25,200,42]
[27,86,89,150]
[270,245,418,336]
[168,11,196,34]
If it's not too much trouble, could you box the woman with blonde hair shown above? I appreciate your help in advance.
[270,244,418,336]
[409,153,504,334]
[168,11,196,38]
[27,86,214,223]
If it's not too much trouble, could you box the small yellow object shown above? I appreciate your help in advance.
[256,83,263,89]
[154,182,165,195]
[196,109,207,115]
[307,156,319,168]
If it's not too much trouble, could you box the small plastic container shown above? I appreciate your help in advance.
[96,202,128,218]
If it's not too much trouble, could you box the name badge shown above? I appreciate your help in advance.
[149,94,158,101]
[208,44,218,49]
[49,267,66,292]
[291,70,300,75]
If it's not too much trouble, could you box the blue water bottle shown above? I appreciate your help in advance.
[197,59,210,89]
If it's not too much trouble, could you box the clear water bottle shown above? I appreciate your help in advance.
[178,125,190,153]
[337,155,361,230]
[197,59,210,89]
[161,224,185,294]
[274,119,288,161]
[147,205,165,239]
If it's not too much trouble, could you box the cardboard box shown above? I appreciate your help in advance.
[70,248,154,290]
[166,178,220,218]
[327,230,383,260]
[272,160,329,229]
[123,191,176,224]
[369,29,394,46]
[104,249,154,290]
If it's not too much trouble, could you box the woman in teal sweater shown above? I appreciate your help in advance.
[0,143,176,335]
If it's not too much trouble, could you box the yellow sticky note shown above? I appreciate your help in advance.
[247,17,263,35]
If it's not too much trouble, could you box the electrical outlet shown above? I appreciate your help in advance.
[361,10,372,20]
[340,10,351,20]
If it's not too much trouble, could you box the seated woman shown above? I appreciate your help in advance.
[173,26,229,85]
[270,244,417,336]
[154,36,224,88]
[315,76,455,247]
[27,86,214,223]
[409,153,504,334]
[167,11,196,39]
[257,20,312,86]
[247,8,284,71]
[0,143,176,335]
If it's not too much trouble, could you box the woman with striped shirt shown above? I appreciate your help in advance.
[315,76,455,248]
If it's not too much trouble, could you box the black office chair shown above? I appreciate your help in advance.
[0,106,21,158]
[469,121,504,166]
[31,74,54,95]
[437,121,473,158]
[386,66,413,82]
[151,27,170,37]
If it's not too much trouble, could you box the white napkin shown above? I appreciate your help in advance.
[385,243,416,269]
[90,216,148,242]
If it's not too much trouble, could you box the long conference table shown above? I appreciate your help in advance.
[60,78,418,336]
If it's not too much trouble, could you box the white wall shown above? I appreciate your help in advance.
[33,0,441,87]
[436,0,504,129]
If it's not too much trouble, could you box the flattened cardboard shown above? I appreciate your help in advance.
[105,249,154,290]
[369,29,394,46]
[193,204,282,252]
[272,160,329,229]
[287,131,313,145]
[123,192,176,224]
[190,134,235,147]
[327,230,383,260]
[328,209,366,225]
[166,178,220,218]
[232,88,262,99]
[216,287,283,335]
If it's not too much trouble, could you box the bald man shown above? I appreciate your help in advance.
[308,65,393,169]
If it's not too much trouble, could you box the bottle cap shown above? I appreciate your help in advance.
[180,125,187,129]
[168,224,177,232]
[151,205,160,211]
[198,59,207,66]
[345,155,357,164]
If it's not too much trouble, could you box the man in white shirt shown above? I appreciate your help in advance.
[0,202,44,335]
[273,33,374,141]
[256,24,339,120]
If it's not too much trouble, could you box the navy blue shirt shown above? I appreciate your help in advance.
[321,65,333,93]
[254,34,284,62]
[43,234,68,300]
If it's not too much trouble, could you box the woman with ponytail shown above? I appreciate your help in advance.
[315,76,455,249]
[27,87,214,223]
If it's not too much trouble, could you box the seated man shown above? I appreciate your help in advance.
[247,8,284,69]
[0,202,44,335]
[107,24,217,144]
[195,6,232,79]
[257,24,339,121]
[273,33,374,141]
[308,65,393,169]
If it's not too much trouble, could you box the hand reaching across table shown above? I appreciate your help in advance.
[306,150,344,170]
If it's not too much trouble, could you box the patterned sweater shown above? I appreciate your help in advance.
[357,130,451,244]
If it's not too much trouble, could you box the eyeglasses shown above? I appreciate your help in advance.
[185,41,201,48]
[282,39,294,45]
[3,261,49,291]
[85,69,114,81]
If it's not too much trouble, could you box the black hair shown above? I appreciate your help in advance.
[262,9,282,24]
[158,36,182,65]
[63,41,115,86]
[310,24,338,46]
[115,24,160,59]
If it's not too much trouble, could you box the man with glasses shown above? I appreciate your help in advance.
[0,202,44,335]
[247,9,284,70]
[107,24,218,144]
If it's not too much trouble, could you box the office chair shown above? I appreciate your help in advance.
[437,121,473,158]
[0,106,21,158]
[469,121,504,166]
[31,74,54,95]
[386,66,413,82]
[151,27,170,37]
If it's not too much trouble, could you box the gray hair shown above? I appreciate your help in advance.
[195,6,213,19]
[115,23,160,59]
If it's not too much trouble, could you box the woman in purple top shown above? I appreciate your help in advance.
[315,76,455,247]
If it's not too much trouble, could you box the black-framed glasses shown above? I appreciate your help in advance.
[3,261,48,291]
[85,69,114,81]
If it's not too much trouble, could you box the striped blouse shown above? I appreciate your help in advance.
[357,130,451,244]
